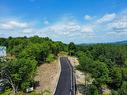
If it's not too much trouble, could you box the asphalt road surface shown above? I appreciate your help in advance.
[54,57,74,95]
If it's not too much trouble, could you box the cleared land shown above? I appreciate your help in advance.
[34,59,60,95]
[68,56,84,95]
[68,56,88,95]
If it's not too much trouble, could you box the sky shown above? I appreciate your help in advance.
[0,0,127,43]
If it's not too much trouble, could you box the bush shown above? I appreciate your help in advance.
[46,54,55,63]
[0,89,12,95]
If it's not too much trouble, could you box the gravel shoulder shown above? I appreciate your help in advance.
[68,56,85,85]
[68,56,86,95]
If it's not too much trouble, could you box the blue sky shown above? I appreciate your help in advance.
[0,0,127,43]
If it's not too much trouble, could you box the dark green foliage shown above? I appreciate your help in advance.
[76,44,127,94]
[92,61,111,84]
[68,42,76,56]
[112,90,119,95]
[0,36,67,63]
[0,36,67,94]
[88,85,99,95]
[110,66,122,88]
[118,81,127,95]
[1,58,37,94]
[122,68,127,81]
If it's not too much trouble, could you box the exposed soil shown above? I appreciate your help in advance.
[34,59,61,95]
[68,56,91,95]
[68,56,85,95]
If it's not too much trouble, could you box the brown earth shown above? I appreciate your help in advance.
[34,55,91,95]
[68,56,90,95]
[68,56,84,95]
[34,59,61,95]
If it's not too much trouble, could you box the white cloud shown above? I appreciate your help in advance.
[49,22,81,34]
[97,13,116,23]
[81,26,94,32]
[106,11,127,33]
[104,11,127,42]
[84,15,93,20]
[109,19,127,32]
[0,17,96,43]
[0,20,29,30]
[31,20,95,43]
[1,10,127,43]
[22,28,33,33]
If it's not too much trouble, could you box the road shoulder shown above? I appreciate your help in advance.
[34,58,61,94]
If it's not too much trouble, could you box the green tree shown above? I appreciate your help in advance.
[92,61,111,84]
[68,42,76,56]
[46,54,55,63]
[88,85,99,95]
[122,68,127,81]
[111,90,119,95]
[78,54,93,72]
[1,58,37,94]
[111,66,122,88]
[118,81,127,95]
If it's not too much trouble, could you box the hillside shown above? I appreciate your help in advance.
[111,40,127,45]
[79,40,127,46]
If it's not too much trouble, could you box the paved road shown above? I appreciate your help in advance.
[54,57,74,95]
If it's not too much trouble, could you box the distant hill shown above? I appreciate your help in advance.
[78,40,127,45]
[111,40,127,45]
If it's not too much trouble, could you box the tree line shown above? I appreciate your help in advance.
[0,36,67,94]
[74,44,127,95]
[1,37,127,95]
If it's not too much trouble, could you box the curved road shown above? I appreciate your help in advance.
[54,57,75,95]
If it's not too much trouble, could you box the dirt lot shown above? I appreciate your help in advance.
[34,59,61,95]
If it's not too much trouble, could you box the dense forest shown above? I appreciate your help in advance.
[75,44,127,95]
[0,36,67,94]
[0,36,127,95]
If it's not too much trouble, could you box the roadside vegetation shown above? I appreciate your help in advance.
[0,36,67,94]
[75,44,127,95]
[0,36,127,95]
